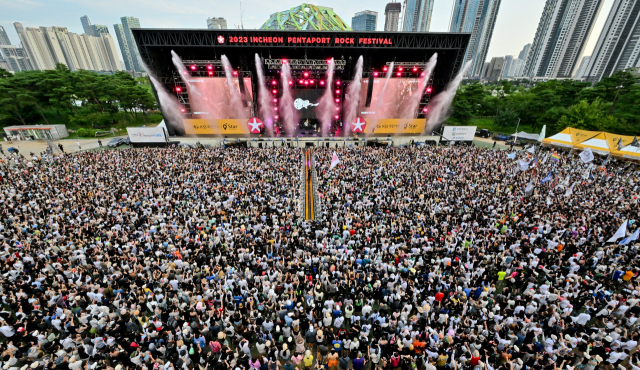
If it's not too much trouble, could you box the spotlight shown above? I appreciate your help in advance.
[180,109,185,113]
[336,81,341,85]
[232,71,238,76]
[423,107,428,113]
[373,72,379,77]
[274,107,278,111]
[335,107,339,111]
[288,80,293,85]
[412,66,418,72]
[208,72,213,76]
[273,98,278,103]
[397,72,402,77]
[304,80,309,85]
[207,65,213,70]
[426,87,432,93]
[326,59,332,64]
[275,115,279,119]
[320,80,325,86]
[335,89,340,94]
[272,89,277,94]
[398,67,404,72]
[190,64,197,70]
[335,98,340,103]
[183,71,188,75]
[299,79,304,84]
[175,87,182,92]
[334,115,339,119]
[421,72,426,77]
[310,80,315,84]
[282,59,288,64]
[271,80,277,85]
[304,71,309,77]
[383,66,388,72]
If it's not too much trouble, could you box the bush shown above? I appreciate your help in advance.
[76,128,94,137]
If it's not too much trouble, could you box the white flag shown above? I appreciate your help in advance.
[538,125,546,142]
[579,148,594,163]
[527,146,536,154]
[619,228,640,245]
[329,151,340,170]
[564,182,576,197]
[507,152,516,160]
[607,220,628,243]
[518,160,531,172]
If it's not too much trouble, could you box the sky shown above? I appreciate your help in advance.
[0,0,615,64]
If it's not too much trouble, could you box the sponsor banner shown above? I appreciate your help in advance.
[363,119,425,135]
[442,126,476,141]
[183,119,250,135]
[127,127,166,143]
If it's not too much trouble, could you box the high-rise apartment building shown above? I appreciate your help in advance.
[352,11,378,31]
[14,23,56,70]
[509,59,525,77]
[0,26,11,45]
[114,24,135,72]
[502,55,514,78]
[92,25,110,35]
[518,43,531,61]
[207,17,228,30]
[40,27,68,67]
[117,17,143,72]
[574,56,592,79]
[0,45,34,72]
[523,0,603,80]
[483,57,504,81]
[81,16,94,37]
[449,0,502,78]
[582,0,640,82]
[384,2,402,31]
[402,0,435,31]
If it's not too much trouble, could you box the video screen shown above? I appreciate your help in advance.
[358,78,421,119]
[292,89,323,119]
[187,77,253,119]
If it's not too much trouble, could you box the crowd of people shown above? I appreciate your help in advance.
[0,144,638,370]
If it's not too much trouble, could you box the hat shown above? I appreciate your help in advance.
[30,363,39,369]
[604,336,613,342]
[115,365,123,370]
[595,356,603,363]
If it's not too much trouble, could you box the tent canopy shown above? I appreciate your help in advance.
[542,128,573,148]
[615,145,640,160]
[575,132,610,155]
[515,131,539,141]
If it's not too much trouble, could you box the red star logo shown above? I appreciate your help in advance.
[217,35,225,44]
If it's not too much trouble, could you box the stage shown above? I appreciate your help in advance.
[132,29,470,138]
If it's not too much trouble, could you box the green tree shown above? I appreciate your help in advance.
[493,108,519,128]
[556,99,612,131]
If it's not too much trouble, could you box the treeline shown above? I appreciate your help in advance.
[450,70,640,136]
[0,64,157,128]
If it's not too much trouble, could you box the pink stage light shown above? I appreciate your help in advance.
[413,66,418,72]
[397,72,402,77]
[273,98,278,103]
[274,107,278,111]
[335,89,340,94]
[180,109,185,113]
[423,107,428,113]
[310,80,315,84]
[288,80,293,85]
[282,59,288,64]
[335,98,340,103]
[336,81,341,85]
[326,59,332,64]
[426,87,432,93]
[299,79,304,84]
[275,115,279,120]
[373,72,379,77]
[334,115,339,119]
[175,87,182,92]
[303,72,309,77]
[383,66,388,72]
[304,80,309,85]
[421,72,426,77]
[190,65,197,70]
[335,107,339,111]
[208,72,213,76]
[271,80,277,85]
[233,71,238,76]
[398,67,404,72]
[207,65,213,70]
[320,80,325,86]
[272,89,277,94]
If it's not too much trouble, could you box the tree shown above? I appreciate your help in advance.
[493,108,519,128]
[451,99,473,123]
[556,99,612,132]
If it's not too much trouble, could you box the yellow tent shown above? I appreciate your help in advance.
[542,128,574,148]
[575,132,610,155]
[605,133,634,154]
[569,128,600,144]
[614,145,640,160]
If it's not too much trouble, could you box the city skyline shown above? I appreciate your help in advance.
[0,0,617,71]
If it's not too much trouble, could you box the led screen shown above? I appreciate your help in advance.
[358,78,422,119]
[292,89,324,119]
[187,77,253,119]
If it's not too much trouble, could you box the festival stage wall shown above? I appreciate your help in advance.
[184,119,250,135]
[363,119,425,135]
[187,77,253,119]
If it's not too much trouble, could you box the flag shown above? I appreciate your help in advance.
[518,160,531,172]
[551,153,560,162]
[524,180,534,196]
[537,125,546,142]
[602,153,611,166]
[565,182,576,197]
[579,148,594,163]
[540,172,552,184]
[527,146,536,154]
[542,153,549,164]
[607,220,628,243]
[632,136,639,147]
[620,228,640,245]
[329,151,340,170]
[618,138,623,151]
[507,152,516,160]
